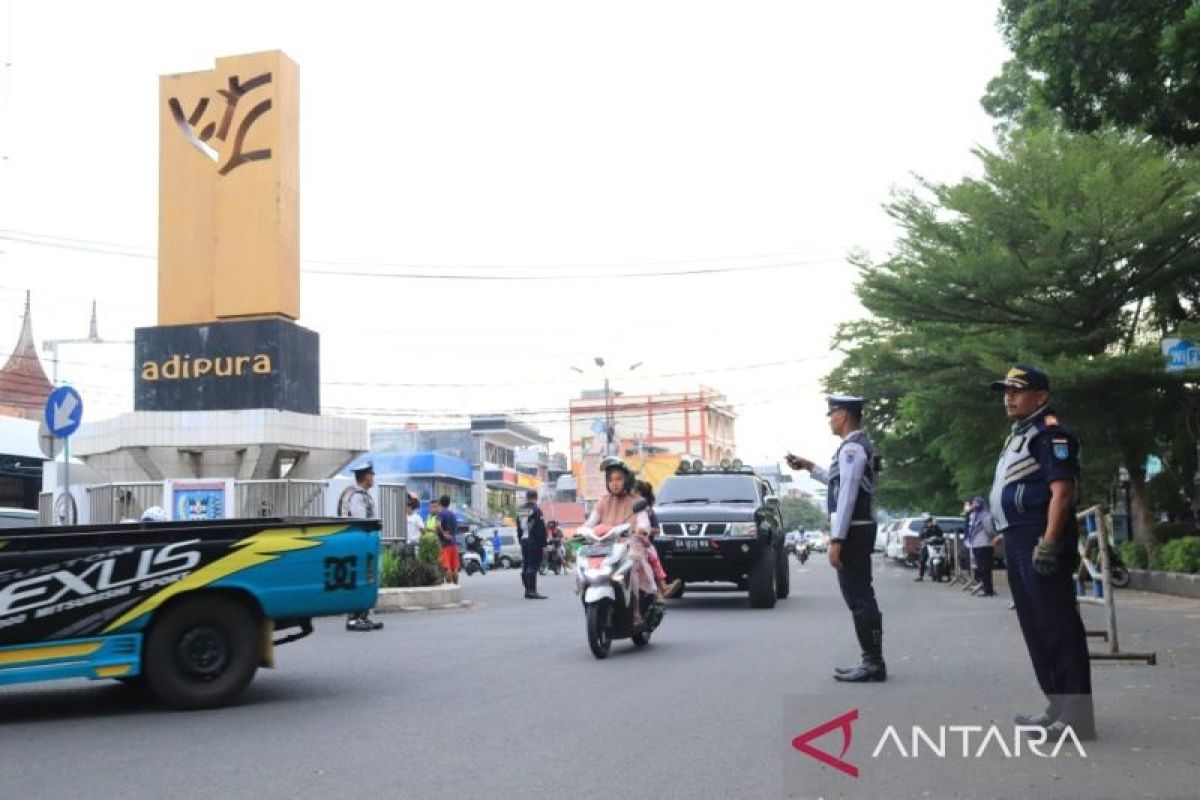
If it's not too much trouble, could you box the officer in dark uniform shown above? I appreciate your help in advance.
[517,489,548,599]
[989,365,1094,739]
[787,395,885,682]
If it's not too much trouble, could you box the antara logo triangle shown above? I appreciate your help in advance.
[791,708,860,778]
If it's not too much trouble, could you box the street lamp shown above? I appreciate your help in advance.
[570,358,642,457]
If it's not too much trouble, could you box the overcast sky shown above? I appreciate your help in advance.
[0,0,1010,470]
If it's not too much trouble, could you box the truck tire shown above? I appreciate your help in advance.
[749,548,777,609]
[499,556,513,569]
[144,595,260,710]
[775,547,790,599]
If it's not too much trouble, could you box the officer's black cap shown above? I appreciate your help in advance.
[826,394,865,416]
[990,364,1050,392]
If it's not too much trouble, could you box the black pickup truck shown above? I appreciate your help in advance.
[654,464,788,608]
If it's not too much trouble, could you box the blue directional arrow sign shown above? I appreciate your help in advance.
[45,386,84,438]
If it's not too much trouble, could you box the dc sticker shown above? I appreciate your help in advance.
[1052,439,1070,461]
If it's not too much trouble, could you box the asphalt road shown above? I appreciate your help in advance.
[2,554,1198,800]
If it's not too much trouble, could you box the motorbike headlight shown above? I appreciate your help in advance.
[584,565,613,583]
[729,522,756,537]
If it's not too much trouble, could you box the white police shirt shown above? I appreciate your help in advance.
[808,431,873,541]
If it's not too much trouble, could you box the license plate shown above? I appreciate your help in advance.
[675,538,708,551]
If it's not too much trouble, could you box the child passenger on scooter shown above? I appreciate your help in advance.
[585,458,656,624]
[633,480,683,600]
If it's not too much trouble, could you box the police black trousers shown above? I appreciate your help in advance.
[521,539,543,593]
[972,546,994,594]
[1003,525,1093,726]
[836,524,882,627]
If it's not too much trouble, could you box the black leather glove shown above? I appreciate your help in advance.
[1033,538,1063,576]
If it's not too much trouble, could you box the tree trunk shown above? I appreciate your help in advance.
[1129,472,1156,545]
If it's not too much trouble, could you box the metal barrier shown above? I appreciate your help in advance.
[236,480,328,518]
[37,492,53,525]
[1076,505,1156,665]
[377,483,408,546]
[87,482,165,524]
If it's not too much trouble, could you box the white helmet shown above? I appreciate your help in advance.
[141,506,168,522]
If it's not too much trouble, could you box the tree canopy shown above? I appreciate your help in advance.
[984,1,1200,147]
[829,127,1200,531]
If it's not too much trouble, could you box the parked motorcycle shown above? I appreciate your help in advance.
[925,538,949,582]
[1108,547,1131,588]
[574,499,664,659]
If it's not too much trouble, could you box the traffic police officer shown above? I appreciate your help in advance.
[339,460,383,632]
[787,395,885,682]
[989,365,1094,739]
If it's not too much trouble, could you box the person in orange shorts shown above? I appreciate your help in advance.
[435,494,461,584]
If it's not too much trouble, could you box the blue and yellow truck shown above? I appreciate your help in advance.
[0,516,379,709]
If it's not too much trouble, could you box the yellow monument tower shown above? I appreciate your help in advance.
[158,50,300,325]
[61,51,366,514]
[136,50,318,415]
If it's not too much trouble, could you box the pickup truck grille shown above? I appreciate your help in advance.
[662,523,729,537]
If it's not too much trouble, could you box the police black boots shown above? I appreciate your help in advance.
[834,615,886,682]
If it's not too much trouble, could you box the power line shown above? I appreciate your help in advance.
[0,229,847,281]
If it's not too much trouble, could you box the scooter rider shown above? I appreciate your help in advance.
[546,521,565,573]
[583,457,655,624]
[914,515,944,582]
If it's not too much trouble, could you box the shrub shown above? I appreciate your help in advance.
[417,531,442,565]
[378,533,445,588]
[1151,521,1197,545]
[380,549,402,587]
[1154,537,1200,575]
[1119,540,1149,570]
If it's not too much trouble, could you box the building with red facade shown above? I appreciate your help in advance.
[568,386,736,504]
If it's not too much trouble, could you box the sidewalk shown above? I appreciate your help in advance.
[826,557,1200,799]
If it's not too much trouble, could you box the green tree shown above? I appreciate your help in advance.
[780,497,828,532]
[831,127,1200,542]
[984,1,1200,147]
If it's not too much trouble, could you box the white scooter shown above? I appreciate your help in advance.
[574,499,664,659]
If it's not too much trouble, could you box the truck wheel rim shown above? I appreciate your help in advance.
[177,626,230,681]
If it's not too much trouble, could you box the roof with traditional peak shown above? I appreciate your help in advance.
[0,292,53,420]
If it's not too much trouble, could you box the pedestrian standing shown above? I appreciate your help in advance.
[404,494,423,558]
[339,460,383,632]
[518,489,548,599]
[966,497,996,596]
[988,364,1094,739]
[436,495,461,585]
[786,395,886,682]
[425,498,442,543]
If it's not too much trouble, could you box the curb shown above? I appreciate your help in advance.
[1127,569,1200,599]
[375,584,470,613]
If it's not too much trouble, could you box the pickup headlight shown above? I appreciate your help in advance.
[728,522,757,537]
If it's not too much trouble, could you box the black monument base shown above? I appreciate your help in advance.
[135,318,319,413]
